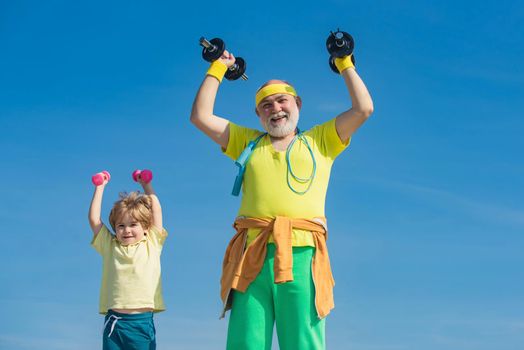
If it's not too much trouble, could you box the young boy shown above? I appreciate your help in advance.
[88,170,167,350]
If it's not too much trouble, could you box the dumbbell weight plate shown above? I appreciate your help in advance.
[140,169,153,183]
[225,57,246,81]
[132,170,141,182]
[202,38,226,62]
[329,55,356,74]
[326,31,354,58]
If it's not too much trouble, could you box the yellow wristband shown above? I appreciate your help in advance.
[335,55,355,73]
[206,60,228,82]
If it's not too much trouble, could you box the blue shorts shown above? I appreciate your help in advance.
[103,310,156,350]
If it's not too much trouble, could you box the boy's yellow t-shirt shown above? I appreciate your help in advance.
[223,117,349,246]
[91,225,168,314]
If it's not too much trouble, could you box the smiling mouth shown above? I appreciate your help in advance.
[270,113,288,123]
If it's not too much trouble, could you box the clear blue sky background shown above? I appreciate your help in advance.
[1,1,523,349]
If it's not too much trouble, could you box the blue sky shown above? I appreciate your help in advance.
[1,1,523,349]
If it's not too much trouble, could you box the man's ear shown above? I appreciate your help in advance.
[296,96,302,110]
[255,107,260,117]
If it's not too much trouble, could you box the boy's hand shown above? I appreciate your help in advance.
[132,169,153,186]
[92,171,110,187]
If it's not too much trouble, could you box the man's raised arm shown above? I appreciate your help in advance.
[334,56,374,143]
[190,51,237,149]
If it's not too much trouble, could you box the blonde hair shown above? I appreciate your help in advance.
[109,191,153,232]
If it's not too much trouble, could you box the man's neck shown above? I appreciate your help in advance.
[269,130,297,152]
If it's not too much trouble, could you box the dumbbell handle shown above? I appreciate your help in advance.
[199,37,248,81]
[199,37,216,51]
[234,66,249,81]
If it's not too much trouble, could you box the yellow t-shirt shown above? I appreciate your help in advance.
[224,117,349,246]
[91,225,168,314]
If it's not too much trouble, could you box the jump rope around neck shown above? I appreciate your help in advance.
[232,129,317,196]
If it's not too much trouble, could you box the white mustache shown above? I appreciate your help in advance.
[270,112,289,120]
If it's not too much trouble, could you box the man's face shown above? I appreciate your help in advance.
[256,93,301,138]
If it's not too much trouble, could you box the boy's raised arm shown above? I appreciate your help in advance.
[141,181,163,231]
[88,182,107,236]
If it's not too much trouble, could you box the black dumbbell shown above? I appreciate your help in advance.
[326,29,356,74]
[199,37,248,81]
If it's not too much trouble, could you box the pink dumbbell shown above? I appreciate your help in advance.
[92,170,111,186]
[132,169,153,184]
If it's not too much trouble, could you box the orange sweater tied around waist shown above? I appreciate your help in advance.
[220,216,335,319]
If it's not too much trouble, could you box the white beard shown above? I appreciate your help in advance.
[264,111,299,138]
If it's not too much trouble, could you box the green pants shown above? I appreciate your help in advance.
[226,244,325,350]
[103,310,156,350]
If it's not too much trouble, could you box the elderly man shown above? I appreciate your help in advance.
[190,45,373,350]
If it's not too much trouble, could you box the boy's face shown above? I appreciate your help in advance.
[115,213,146,245]
[256,93,301,138]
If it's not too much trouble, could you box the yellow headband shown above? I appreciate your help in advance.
[255,83,297,106]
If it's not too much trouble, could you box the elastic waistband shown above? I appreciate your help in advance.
[107,309,153,320]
